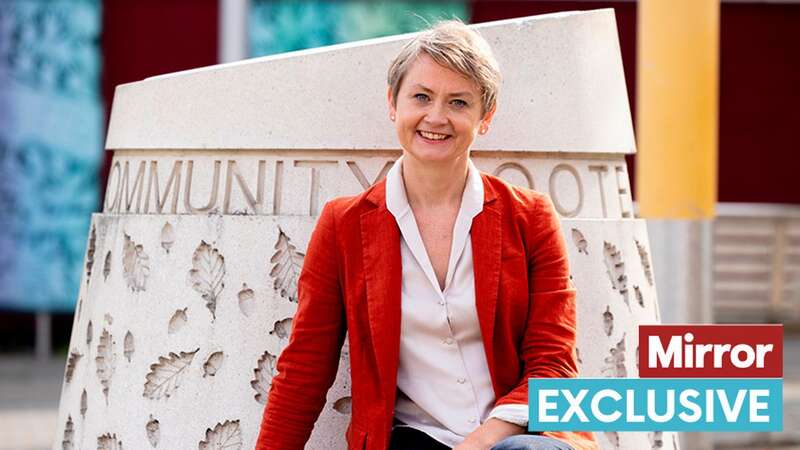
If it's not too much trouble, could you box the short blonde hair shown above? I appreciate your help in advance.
[387,20,502,116]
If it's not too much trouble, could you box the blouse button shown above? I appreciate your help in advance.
[457,377,466,384]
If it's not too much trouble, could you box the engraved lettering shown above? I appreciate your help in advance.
[294,160,338,216]
[144,160,183,214]
[548,163,584,218]
[347,160,394,189]
[273,160,284,215]
[223,160,266,214]
[122,161,147,213]
[184,160,221,213]
[615,165,632,218]
[104,161,122,212]
[588,165,610,218]
[493,162,534,189]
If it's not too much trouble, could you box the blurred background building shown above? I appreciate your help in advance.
[0,1,797,449]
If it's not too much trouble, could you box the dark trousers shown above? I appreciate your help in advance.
[389,426,450,450]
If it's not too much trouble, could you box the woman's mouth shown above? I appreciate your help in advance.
[417,130,451,141]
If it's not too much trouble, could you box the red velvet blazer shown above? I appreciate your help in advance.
[256,173,598,450]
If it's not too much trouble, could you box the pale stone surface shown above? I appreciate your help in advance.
[53,9,671,450]
[105,9,634,154]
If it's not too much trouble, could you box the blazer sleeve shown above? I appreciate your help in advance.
[495,195,598,450]
[256,201,347,450]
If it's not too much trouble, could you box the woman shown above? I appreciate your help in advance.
[257,21,597,450]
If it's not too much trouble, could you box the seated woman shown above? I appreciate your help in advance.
[256,20,597,450]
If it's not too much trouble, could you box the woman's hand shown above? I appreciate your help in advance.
[453,418,525,450]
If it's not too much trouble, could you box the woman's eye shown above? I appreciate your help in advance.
[414,93,429,102]
[452,99,468,108]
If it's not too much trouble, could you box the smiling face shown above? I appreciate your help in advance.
[388,53,495,167]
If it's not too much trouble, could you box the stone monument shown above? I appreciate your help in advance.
[53,9,678,450]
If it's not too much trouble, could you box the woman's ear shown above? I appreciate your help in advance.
[387,86,396,121]
[479,104,497,134]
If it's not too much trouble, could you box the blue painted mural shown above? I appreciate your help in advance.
[0,1,102,312]
[249,0,468,57]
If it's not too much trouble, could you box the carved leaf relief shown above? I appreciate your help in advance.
[603,241,629,310]
[571,228,588,255]
[80,389,87,417]
[251,350,278,404]
[86,225,96,284]
[161,222,176,253]
[602,306,614,337]
[66,350,82,383]
[635,285,644,308]
[62,415,74,450]
[168,308,188,334]
[203,351,224,377]
[146,415,160,447]
[269,317,293,340]
[123,233,150,292]
[237,283,255,317]
[97,433,123,450]
[188,241,226,319]
[95,329,115,401]
[143,348,199,400]
[199,419,243,450]
[333,396,352,414]
[636,239,654,286]
[103,251,111,281]
[602,334,627,378]
[649,431,664,449]
[604,431,619,449]
[270,229,305,303]
[124,331,134,362]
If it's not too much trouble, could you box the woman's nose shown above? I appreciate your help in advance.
[424,102,448,125]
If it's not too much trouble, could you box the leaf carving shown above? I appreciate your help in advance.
[80,389,87,417]
[86,320,92,346]
[270,229,305,303]
[66,350,82,383]
[124,331,134,362]
[188,241,226,319]
[649,431,664,449]
[143,348,199,400]
[199,420,243,450]
[603,241,629,310]
[605,431,619,449]
[635,285,644,308]
[571,228,588,255]
[86,225,96,284]
[333,396,352,414]
[602,306,614,337]
[203,351,224,377]
[123,233,150,292]
[602,333,627,378]
[103,251,111,281]
[95,329,115,401]
[97,433,123,450]
[161,222,176,253]
[146,415,160,447]
[636,239,654,286]
[237,283,255,317]
[268,317,292,340]
[251,350,277,404]
[62,415,74,450]
[168,308,188,334]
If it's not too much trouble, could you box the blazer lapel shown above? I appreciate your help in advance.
[472,175,502,378]
[360,182,402,403]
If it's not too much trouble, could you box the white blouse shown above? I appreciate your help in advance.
[386,157,527,447]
